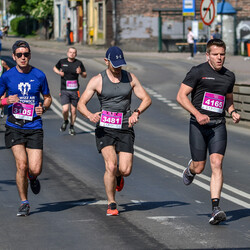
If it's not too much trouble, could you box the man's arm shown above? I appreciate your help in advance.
[35,94,52,116]
[226,93,240,123]
[53,66,64,77]
[176,83,210,125]
[77,74,101,123]
[128,73,152,127]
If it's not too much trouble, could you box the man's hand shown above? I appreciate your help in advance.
[88,111,101,123]
[35,102,44,116]
[76,66,81,74]
[59,69,64,77]
[128,112,139,127]
[7,94,19,104]
[232,111,240,123]
[195,113,210,125]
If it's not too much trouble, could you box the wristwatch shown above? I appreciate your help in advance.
[134,109,141,116]
[42,106,47,113]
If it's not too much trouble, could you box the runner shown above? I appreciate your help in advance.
[77,46,151,216]
[0,40,52,216]
[0,59,10,118]
[53,47,87,135]
[176,39,240,225]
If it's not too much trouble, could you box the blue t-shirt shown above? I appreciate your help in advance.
[0,66,50,129]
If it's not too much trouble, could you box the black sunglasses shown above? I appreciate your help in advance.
[15,52,30,58]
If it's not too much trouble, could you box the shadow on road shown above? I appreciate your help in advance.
[119,200,189,213]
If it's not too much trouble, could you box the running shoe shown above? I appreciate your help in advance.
[17,203,30,217]
[0,110,4,118]
[106,202,119,216]
[116,175,124,192]
[209,206,226,225]
[60,120,69,132]
[27,173,41,195]
[182,159,196,185]
[69,126,76,136]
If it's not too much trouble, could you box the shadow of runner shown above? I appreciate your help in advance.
[119,200,189,213]
[30,198,97,215]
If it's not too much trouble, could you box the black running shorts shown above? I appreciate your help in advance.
[60,90,80,107]
[189,119,227,161]
[5,126,44,149]
[95,126,135,153]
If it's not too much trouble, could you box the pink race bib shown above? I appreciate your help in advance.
[100,110,123,129]
[66,80,78,90]
[201,92,225,113]
[12,102,34,121]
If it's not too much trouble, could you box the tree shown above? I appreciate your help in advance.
[8,0,54,39]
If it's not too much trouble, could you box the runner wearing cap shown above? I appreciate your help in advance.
[176,39,240,225]
[77,46,152,216]
[53,47,87,135]
[0,40,52,216]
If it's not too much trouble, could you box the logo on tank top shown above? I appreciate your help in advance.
[18,82,31,96]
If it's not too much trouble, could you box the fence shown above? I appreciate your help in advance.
[233,82,250,121]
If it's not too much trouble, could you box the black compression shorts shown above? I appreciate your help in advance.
[95,126,135,154]
[189,119,227,161]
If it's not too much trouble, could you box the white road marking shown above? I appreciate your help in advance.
[50,96,250,209]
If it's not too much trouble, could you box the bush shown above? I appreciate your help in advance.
[10,16,38,36]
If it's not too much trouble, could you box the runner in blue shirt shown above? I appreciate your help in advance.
[0,40,52,216]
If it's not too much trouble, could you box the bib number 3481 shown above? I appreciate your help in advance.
[201,92,225,113]
[100,110,123,129]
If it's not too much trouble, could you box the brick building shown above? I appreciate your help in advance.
[54,1,250,53]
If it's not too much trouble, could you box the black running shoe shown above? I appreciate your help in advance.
[60,120,69,132]
[69,126,76,136]
[209,206,226,225]
[17,203,30,217]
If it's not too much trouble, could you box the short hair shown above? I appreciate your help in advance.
[206,39,226,53]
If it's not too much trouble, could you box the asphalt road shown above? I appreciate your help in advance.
[0,40,250,250]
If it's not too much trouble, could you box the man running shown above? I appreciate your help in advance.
[53,47,87,135]
[77,46,152,216]
[0,40,52,216]
[176,39,240,225]
[0,59,10,118]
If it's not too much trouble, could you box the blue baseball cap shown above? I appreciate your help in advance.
[105,46,126,68]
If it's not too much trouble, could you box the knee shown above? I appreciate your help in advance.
[119,165,132,177]
[192,161,205,174]
[210,158,223,172]
[105,163,117,176]
[16,161,28,175]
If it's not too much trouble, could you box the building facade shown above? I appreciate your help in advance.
[53,0,250,54]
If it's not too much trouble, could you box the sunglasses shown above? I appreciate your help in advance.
[15,52,30,58]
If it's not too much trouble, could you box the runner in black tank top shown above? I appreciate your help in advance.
[77,46,151,216]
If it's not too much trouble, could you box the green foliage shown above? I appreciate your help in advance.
[8,0,54,19]
[10,16,38,36]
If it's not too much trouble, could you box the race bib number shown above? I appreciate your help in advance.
[66,80,78,90]
[100,110,123,129]
[12,102,34,121]
[201,92,225,113]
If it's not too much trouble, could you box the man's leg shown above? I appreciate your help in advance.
[210,153,224,199]
[118,152,133,177]
[209,153,226,224]
[62,104,70,121]
[26,148,43,177]
[101,146,117,204]
[11,144,29,201]
[70,104,77,125]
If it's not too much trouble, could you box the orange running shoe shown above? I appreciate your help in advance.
[116,175,124,192]
[106,203,119,216]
